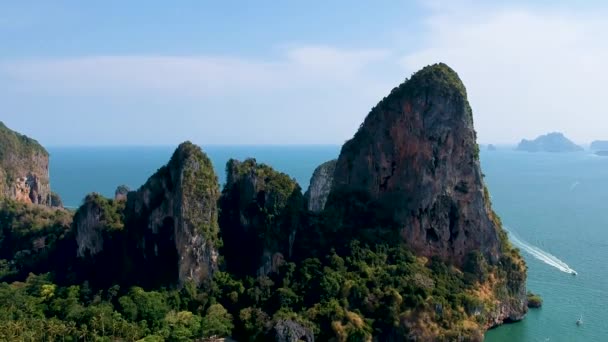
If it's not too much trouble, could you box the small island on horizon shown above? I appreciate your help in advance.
[590,140,608,156]
[516,132,583,153]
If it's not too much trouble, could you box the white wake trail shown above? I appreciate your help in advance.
[570,181,580,191]
[506,228,576,274]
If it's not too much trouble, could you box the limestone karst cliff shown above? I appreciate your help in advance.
[74,142,220,287]
[219,158,304,276]
[326,63,527,331]
[330,63,498,265]
[0,121,53,205]
[304,159,336,213]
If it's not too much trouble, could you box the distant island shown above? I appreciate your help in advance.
[487,144,497,151]
[595,151,608,157]
[590,140,608,151]
[516,132,583,152]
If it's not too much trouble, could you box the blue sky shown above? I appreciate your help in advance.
[1,1,607,145]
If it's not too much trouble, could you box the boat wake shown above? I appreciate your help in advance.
[506,228,577,274]
[569,181,580,191]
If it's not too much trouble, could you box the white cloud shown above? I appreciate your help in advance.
[0,46,390,97]
[401,5,608,144]
[0,45,396,145]
[4,4,608,145]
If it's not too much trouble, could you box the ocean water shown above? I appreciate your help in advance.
[482,149,608,342]
[47,145,608,341]
[48,145,340,208]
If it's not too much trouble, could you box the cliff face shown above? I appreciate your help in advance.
[304,159,336,213]
[220,159,304,276]
[330,63,499,265]
[516,132,582,152]
[0,122,52,205]
[126,141,221,286]
[327,63,527,329]
[74,142,220,287]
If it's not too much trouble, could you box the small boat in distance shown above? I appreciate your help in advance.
[571,270,577,276]
[576,315,583,326]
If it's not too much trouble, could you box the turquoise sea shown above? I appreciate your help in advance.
[48,146,608,341]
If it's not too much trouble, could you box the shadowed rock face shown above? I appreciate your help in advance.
[267,320,314,342]
[126,141,220,286]
[75,195,110,258]
[330,63,500,266]
[304,159,336,213]
[0,121,53,206]
[74,142,220,287]
[114,185,130,201]
[220,159,304,276]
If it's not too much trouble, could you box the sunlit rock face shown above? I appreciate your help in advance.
[327,63,527,328]
[0,121,52,206]
[330,63,502,265]
[305,159,336,213]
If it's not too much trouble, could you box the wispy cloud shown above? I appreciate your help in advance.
[3,2,608,145]
[0,46,390,97]
[0,45,396,145]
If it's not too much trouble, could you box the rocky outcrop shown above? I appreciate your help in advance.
[304,159,336,213]
[219,159,304,276]
[326,63,527,328]
[0,121,53,205]
[267,320,314,342]
[75,194,108,258]
[74,193,124,258]
[50,192,63,208]
[114,185,130,201]
[526,293,542,309]
[487,277,528,326]
[516,132,583,152]
[329,63,501,265]
[74,142,220,287]
[125,141,221,286]
[590,140,608,151]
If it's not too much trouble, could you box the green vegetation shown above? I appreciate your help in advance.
[527,292,542,308]
[0,273,235,341]
[0,122,48,189]
[342,63,475,160]
[226,158,298,204]
[372,63,469,118]
[75,193,125,231]
[0,200,73,283]
[0,121,48,161]
[220,158,304,277]
[0,238,508,340]
[171,141,221,248]
[0,142,526,340]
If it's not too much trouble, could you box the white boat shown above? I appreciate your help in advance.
[571,270,577,276]
[576,315,583,326]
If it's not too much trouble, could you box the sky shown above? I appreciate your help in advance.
[1,0,607,146]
